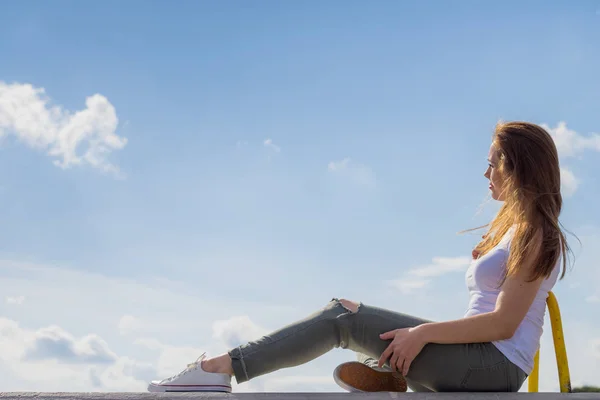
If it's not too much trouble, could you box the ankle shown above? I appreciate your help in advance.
[202,354,234,376]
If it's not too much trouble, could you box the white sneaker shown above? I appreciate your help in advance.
[147,353,232,393]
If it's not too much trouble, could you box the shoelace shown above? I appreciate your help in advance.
[165,352,207,382]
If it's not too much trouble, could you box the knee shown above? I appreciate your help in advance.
[338,298,360,313]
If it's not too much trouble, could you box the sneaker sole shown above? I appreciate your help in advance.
[148,383,232,393]
[333,361,407,392]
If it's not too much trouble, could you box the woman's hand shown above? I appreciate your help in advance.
[378,326,427,376]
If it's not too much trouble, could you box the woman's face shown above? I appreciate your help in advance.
[484,144,506,201]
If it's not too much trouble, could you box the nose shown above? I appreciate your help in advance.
[484,166,491,179]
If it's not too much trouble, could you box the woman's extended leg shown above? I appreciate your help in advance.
[209,298,431,383]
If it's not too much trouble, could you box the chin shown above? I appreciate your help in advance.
[490,191,502,201]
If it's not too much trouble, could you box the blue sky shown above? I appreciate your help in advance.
[1,0,599,392]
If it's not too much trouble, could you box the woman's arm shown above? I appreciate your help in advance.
[418,230,545,344]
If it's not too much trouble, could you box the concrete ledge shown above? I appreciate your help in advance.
[1,393,600,400]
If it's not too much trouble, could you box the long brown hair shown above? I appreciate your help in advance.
[473,121,571,282]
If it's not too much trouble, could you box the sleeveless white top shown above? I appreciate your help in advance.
[464,227,560,374]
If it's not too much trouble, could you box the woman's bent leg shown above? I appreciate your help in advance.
[343,304,527,392]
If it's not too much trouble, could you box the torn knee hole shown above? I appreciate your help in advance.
[338,298,360,313]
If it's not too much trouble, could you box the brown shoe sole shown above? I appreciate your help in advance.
[334,362,407,392]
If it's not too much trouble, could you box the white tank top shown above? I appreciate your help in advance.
[464,227,560,374]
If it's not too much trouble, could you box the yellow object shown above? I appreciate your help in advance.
[529,350,540,392]
[527,291,571,393]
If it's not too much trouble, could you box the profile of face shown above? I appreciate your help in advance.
[484,144,506,201]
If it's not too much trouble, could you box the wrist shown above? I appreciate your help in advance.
[414,322,435,343]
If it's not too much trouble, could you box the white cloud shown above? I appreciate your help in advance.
[560,167,579,197]
[407,256,471,278]
[23,325,117,364]
[327,157,375,186]
[0,81,127,175]
[0,317,151,392]
[539,122,600,196]
[212,316,268,349]
[133,337,206,379]
[592,338,600,358]
[542,121,600,158]
[388,256,471,294]
[89,357,157,391]
[6,295,25,305]
[263,138,281,152]
[327,158,350,172]
[586,294,600,303]
[118,315,144,336]
[388,278,429,295]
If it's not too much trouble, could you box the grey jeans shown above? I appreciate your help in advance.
[228,298,527,392]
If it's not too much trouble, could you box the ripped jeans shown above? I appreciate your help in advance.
[228,298,527,392]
